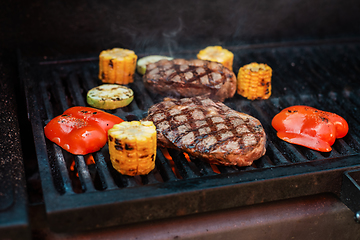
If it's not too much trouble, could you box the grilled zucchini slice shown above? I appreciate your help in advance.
[136,55,173,75]
[87,84,134,110]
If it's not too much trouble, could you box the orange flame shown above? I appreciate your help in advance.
[183,153,191,162]
[70,155,95,176]
[160,148,182,179]
[210,164,221,174]
[183,152,220,174]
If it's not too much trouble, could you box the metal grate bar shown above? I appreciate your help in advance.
[82,67,98,91]
[155,149,178,182]
[191,159,218,176]
[168,149,199,179]
[125,98,145,120]
[93,152,117,190]
[266,143,292,165]
[40,81,54,121]
[39,75,74,194]
[67,72,86,106]
[216,165,237,173]
[122,175,139,188]
[141,172,161,185]
[129,79,156,110]
[74,155,96,192]
[52,71,70,112]
[52,145,74,194]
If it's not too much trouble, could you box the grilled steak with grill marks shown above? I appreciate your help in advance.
[145,96,266,166]
[143,59,237,102]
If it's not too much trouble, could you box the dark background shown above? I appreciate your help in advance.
[2,0,360,58]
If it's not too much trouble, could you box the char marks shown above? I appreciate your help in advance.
[145,96,266,166]
[144,59,237,102]
[148,60,223,86]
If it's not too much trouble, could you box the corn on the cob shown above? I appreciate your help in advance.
[108,121,157,176]
[98,48,138,85]
[197,46,234,71]
[237,62,272,100]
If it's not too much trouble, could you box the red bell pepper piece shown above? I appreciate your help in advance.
[44,106,123,155]
[271,105,348,152]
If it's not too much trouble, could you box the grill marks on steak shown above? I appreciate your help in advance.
[145,96,266,166]
[143,59,237,102]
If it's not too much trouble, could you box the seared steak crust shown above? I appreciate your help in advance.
[145,96,266,166]
[143,59,237,102]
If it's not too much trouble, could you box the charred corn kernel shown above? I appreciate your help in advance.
[237,62,272,100]
[197,46,234,71]
[108,121,157,176]
[98,48,138,85]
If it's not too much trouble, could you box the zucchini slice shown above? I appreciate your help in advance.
[136,55,173,75]
[87,84,134,110]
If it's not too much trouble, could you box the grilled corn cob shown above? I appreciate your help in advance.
[197,46,234,71]
[108,121,157,176]
[237,62,272,100]
[98,48,138,85]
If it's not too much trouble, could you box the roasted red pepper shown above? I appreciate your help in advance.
[44,106,123,155]
[271,105,348,152]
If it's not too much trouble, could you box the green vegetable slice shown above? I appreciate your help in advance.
[136,55,173,75]
[87,84,134,110]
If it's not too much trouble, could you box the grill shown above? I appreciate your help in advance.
[19,40,360,233]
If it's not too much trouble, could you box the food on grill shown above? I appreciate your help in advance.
[145,96,266,166]
[108,121,157,176]
[98,48,138,84]
[272,105,349,152]
[197,46,234,71]
[86,84,134,110]
[143,59,237,102]
[136,55,173,75]
[237,62,272,100]
[44,106,123,155]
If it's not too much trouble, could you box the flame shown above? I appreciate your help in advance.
[160,148,182,179]
[210,164,220,174]
[183,152,220,174]
[161,148,172,160]
[70,161,75,172]
[70,155,95,176]
[85,155,95,165]
[183,153,191,162]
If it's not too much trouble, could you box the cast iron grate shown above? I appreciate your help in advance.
[21,41,360,232]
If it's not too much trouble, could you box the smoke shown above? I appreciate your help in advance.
[162,17,183,57]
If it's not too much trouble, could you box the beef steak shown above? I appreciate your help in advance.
[143,59,237,102]
[145,96,266,166]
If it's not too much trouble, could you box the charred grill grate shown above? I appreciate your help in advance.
[21,41,360,232]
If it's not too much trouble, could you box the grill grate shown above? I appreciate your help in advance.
[21,41,360,232]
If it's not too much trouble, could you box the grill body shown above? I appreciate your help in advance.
[20,42,360,232]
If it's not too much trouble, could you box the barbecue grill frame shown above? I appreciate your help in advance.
[0,56,31,240]
[20,41,360,232]
[341,169,360,221]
